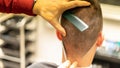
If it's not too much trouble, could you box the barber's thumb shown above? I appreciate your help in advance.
[51,21,66,36]
[56,24,66,37]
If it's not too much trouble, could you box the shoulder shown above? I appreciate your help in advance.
[27,62,58,68]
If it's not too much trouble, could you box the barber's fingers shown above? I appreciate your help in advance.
[70,62,78,68]
[50,19,66,36]
[58,60,71,68]
[62,1,90,10]
[40,11,66,36]
[58,60,78,68]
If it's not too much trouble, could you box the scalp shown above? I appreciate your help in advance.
[61,0,103,57]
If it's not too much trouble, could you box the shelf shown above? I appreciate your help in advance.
[94,53,120,64]
[100,0,120,6]
[101,4,120,21]
[0,55,20,63]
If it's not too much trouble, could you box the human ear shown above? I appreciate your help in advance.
[96,32,104,47]
[56,31,63,40]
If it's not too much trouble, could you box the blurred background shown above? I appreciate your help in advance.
[0,0,120,68]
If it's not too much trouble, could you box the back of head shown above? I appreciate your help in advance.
[61,0,103,57]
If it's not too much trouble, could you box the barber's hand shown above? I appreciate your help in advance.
[58,60,77,68]
[33,0,90,36]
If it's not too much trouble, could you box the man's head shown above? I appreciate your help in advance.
[57,0,103,67]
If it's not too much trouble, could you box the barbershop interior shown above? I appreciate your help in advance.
[0,0,120,68]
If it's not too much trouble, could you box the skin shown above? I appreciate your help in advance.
[57,32,104,67]
[33,0,90,36]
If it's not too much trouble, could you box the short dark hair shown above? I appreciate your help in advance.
[61,0,103,57]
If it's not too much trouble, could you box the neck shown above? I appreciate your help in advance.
[62,43,97,67]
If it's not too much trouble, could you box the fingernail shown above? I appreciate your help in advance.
[61,28,66,37]
[65,60,71,66]
[73,61,78,65]
[86,2,91,5]
[70,61,78,68]
[62,32,66,37]
[88,3,91,5]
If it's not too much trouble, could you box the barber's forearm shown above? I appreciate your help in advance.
[0,0,35,15]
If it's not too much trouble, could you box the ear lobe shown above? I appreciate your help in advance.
[56,31,63,40]
[96,32,104,47]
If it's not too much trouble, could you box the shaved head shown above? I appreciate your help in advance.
[61,0,103,58]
